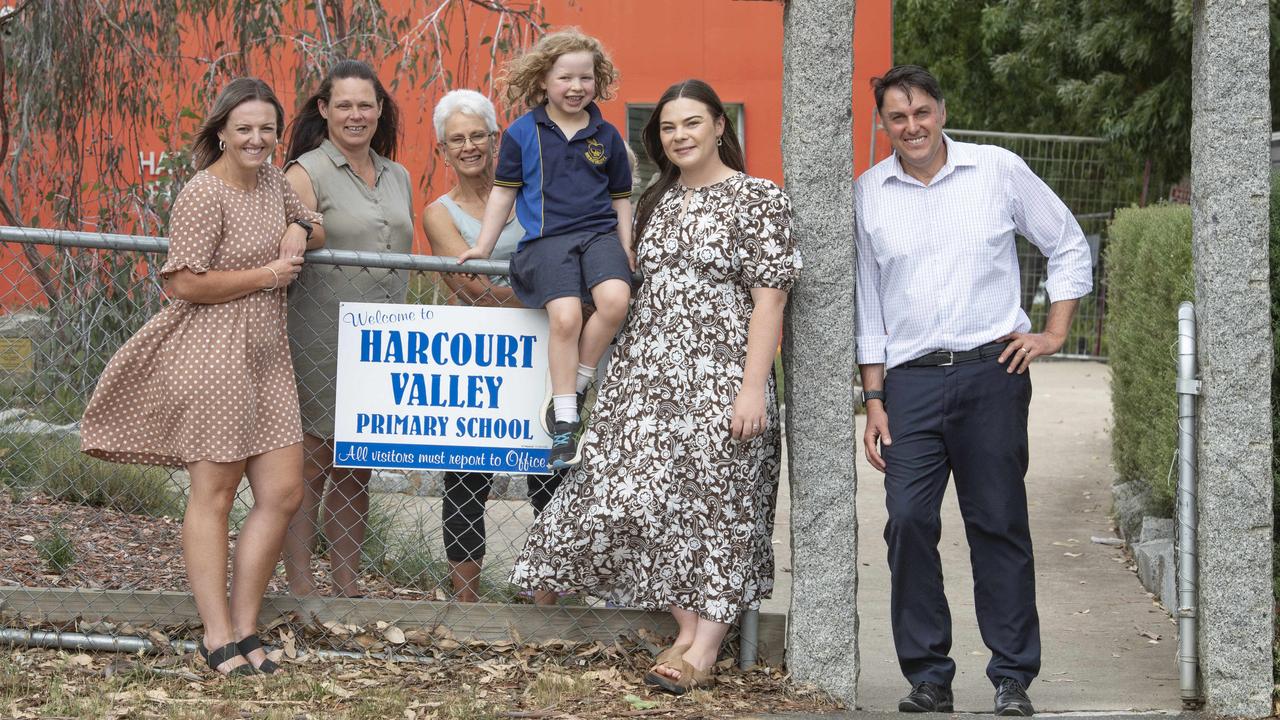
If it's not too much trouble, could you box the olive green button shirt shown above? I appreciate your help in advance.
[287,139,415,438]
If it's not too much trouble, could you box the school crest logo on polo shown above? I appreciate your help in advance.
[584,138,607,166]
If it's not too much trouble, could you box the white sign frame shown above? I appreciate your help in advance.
[333,302,553,475]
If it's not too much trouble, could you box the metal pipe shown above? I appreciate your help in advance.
[1175,301,1202,708]
[737,607,759,669]
[0,628,152,653]
[869,106,878,164]
[0,224,513,276]
[946,128,1108,144]
[0,224,650,284]
[0,627,437,664]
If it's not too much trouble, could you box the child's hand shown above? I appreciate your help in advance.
[456,245,491,264]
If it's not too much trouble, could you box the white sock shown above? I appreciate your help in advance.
[553,394,579,424]
[574,363,595,394]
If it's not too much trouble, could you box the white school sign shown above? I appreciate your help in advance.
[333,302,553,475]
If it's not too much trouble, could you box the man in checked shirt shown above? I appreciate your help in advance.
[854,65,1094,717]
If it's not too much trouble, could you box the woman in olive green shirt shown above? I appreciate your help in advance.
[281,60,414,597]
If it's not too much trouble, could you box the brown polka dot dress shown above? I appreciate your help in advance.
[81,164,323,468]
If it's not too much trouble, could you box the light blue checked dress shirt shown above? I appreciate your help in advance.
[854,136,1094,369]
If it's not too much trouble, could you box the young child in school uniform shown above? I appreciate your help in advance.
[458,28,633,470]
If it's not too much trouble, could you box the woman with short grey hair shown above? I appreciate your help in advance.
[423,89,561,604]
[424,89,519,306]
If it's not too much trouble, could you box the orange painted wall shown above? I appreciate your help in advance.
[2,1,893,309]
[853,0,895,175]
[541,0,786,183]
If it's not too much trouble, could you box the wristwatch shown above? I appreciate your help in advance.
[861,389,885,405]
[291,218,314,240]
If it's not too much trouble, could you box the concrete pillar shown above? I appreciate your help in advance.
[1190,1,1274,716]
[781,0,859,706]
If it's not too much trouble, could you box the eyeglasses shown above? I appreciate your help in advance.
[443,132,495,150]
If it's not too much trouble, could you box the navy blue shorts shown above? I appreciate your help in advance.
[509,230,632,309]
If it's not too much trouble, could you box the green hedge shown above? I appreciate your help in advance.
[1105,177,1279,625]
[1103,204,1194,514]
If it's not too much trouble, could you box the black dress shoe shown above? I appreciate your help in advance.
[994,677,1035,716]
[899,681,954,712]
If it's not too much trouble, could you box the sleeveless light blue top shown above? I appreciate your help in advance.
[435,194,524,261]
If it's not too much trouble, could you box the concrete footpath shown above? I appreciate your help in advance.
[761,360,1181,714]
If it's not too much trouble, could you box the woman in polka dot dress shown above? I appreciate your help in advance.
[81,78,325,677]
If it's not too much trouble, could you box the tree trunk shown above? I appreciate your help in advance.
[781,0,858,706]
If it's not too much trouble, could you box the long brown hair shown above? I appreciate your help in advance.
[634,79,745,243]
[192,78,285,170]
[286,59,401,163]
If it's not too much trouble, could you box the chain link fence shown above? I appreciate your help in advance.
[0,227,779,668]
[871,123,1142,359]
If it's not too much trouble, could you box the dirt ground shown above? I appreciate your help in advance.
[1,642,840,719]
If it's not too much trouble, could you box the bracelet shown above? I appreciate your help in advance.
[263,266,280,291]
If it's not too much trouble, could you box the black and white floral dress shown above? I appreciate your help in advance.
[508,173,801,623]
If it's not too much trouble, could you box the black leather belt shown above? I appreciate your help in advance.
[901,342,1009,368]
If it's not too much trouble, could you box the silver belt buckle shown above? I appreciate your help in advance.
[938,351,955,367]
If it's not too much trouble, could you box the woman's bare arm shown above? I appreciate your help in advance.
[423,200,518,307]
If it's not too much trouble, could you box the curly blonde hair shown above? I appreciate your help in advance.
[503,28,619,109]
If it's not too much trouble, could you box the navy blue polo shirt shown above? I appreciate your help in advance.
[494,102,632,248]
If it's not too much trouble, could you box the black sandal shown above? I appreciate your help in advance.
[198,640,256,677]
[236,635,282,675]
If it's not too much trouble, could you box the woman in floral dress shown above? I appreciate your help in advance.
[509,79,800,694]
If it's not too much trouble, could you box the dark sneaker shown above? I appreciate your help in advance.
[994,677,1034,716]
[548,420,582,470]
[899,682,953,713]
[540,391,588,434]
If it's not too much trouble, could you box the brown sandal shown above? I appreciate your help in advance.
[652,643,690,667]
[643,656,716,696]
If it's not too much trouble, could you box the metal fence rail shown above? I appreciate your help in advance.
[870,124,1141,359]
[0,227,781,667]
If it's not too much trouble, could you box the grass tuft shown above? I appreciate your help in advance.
[439,690,503,720]
[525,671,596,708]
[37,523,76,574]
[0,432,184,517]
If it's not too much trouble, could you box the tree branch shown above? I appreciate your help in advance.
[0,2,58,304]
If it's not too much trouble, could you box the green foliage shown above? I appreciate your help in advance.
[0,433,184,517]
[1102,204,1194,512]
[894,0,1280,191]
[36,524,76,575]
